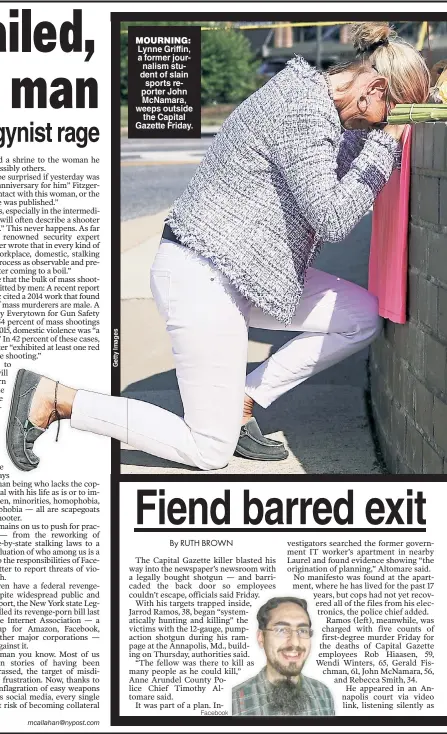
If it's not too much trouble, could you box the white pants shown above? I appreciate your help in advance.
[71,241,381,470]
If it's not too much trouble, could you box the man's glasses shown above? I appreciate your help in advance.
[263,626,313,639]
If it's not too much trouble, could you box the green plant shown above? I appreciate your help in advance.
[201,28,260,106]
[387,103,447,123]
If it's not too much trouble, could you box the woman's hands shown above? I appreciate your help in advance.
[382,124,406,142]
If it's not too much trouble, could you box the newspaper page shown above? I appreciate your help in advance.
[0,2,446,734]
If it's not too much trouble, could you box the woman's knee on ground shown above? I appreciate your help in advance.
[191,432,238,471]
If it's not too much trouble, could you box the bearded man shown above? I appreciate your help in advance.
[232,596,335,716]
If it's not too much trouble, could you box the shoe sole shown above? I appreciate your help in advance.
[6,369,35,471]
[234,445,289,461]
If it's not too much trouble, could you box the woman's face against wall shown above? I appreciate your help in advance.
[338,72,394,130]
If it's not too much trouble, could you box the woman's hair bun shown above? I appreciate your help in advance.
[350,22,397,53]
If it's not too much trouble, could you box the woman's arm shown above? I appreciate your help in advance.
[271,103,400,242]
[336,130,368,180]
[337,129,402,180]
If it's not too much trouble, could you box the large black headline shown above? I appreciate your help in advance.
[134,489,426,527]
[1,9,99,148]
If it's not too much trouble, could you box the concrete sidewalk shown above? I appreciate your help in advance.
[120,210,382,475]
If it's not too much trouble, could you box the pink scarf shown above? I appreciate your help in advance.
[368,125,412,324]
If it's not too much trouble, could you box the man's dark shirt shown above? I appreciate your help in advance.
[232,667,335,716]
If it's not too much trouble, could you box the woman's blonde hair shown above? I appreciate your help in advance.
[329,22,430,104]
